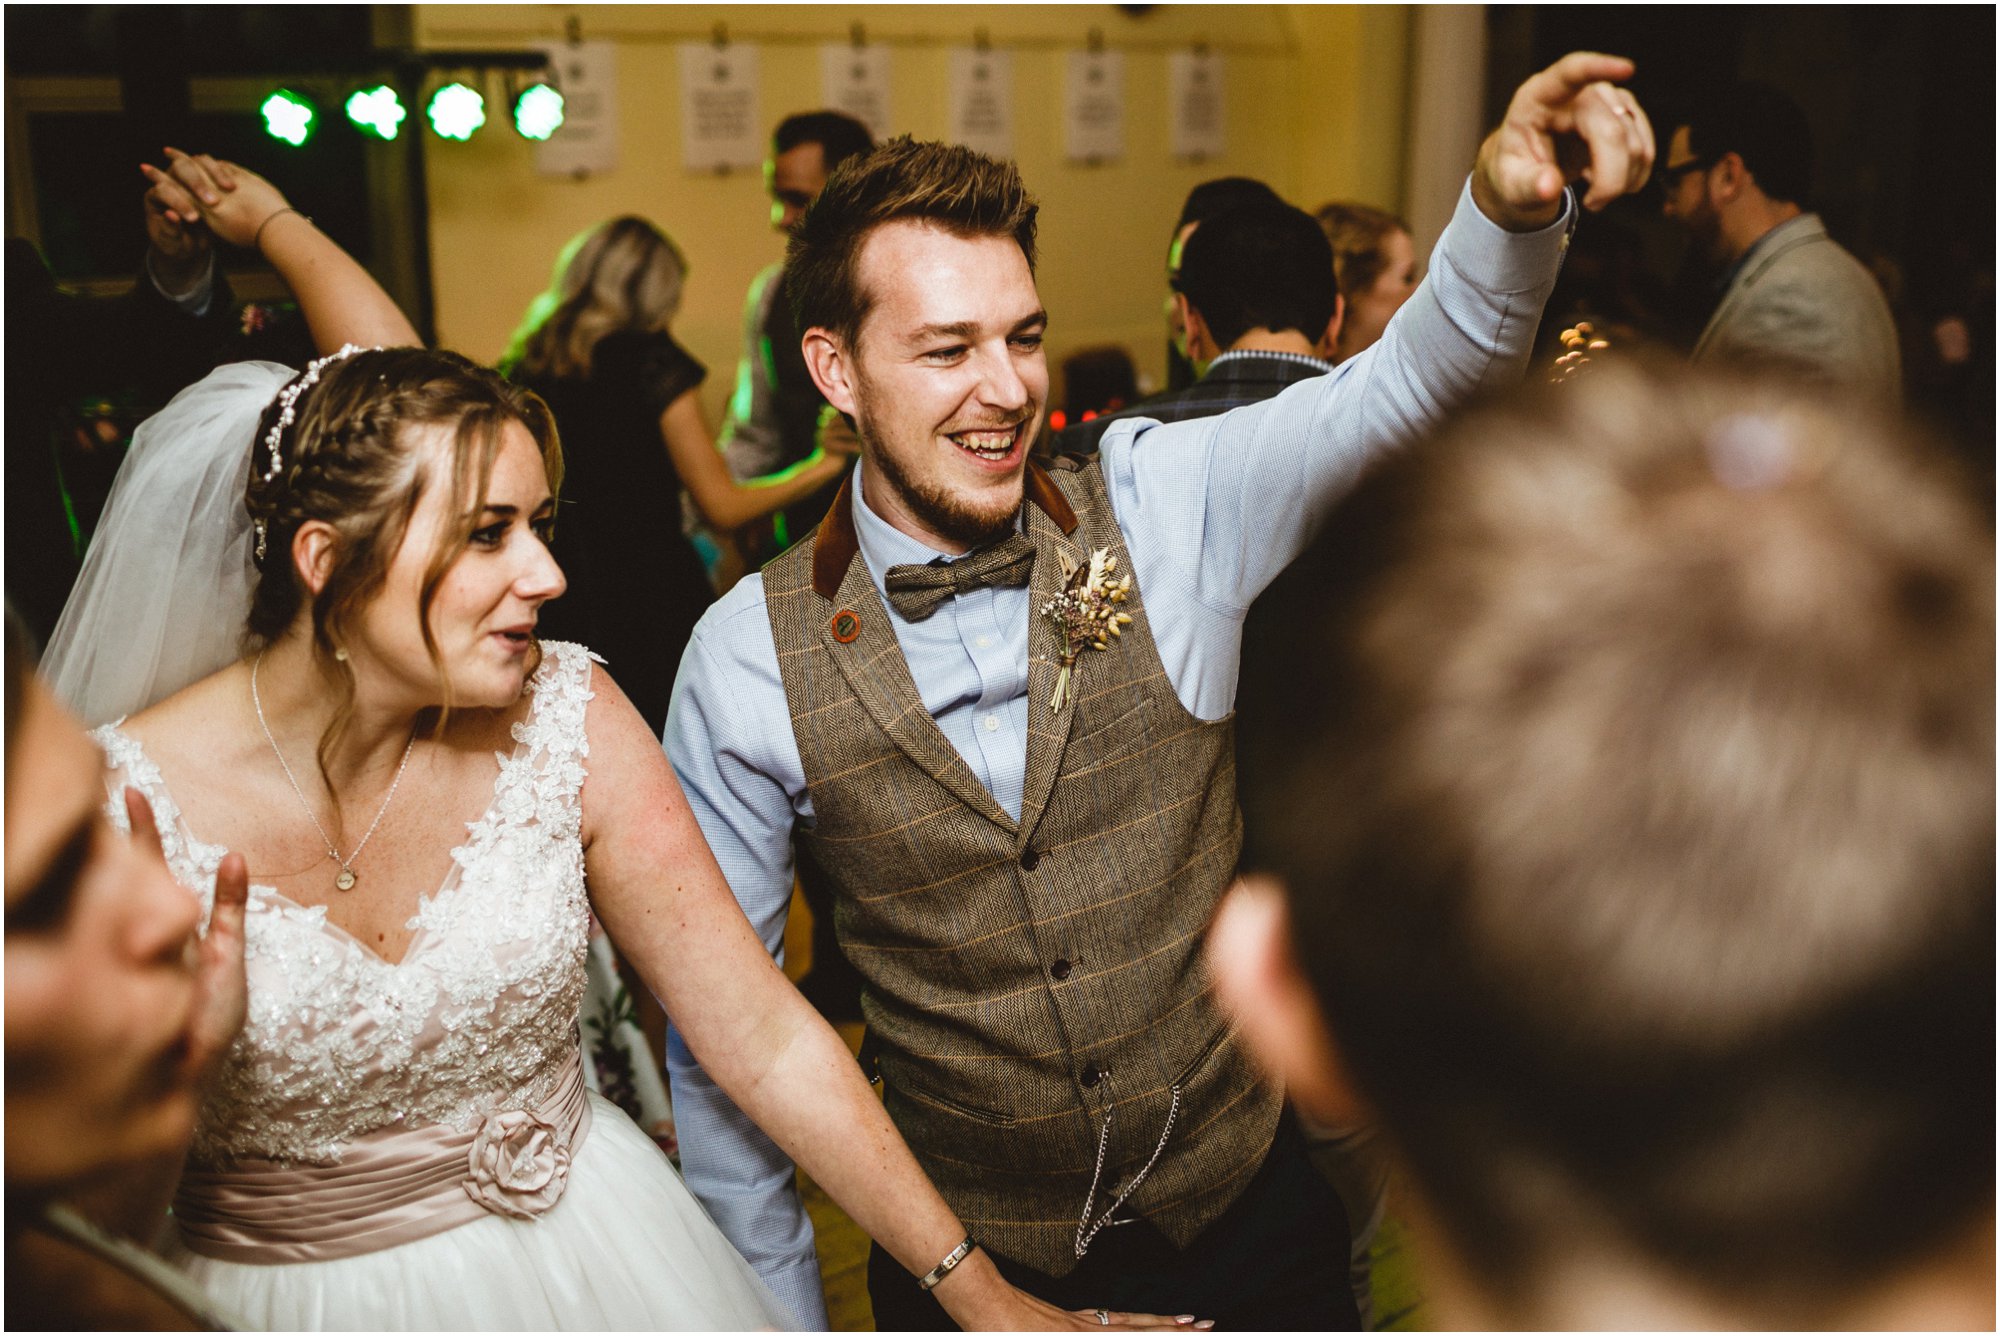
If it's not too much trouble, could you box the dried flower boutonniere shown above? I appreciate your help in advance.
[1041,547,1133,712]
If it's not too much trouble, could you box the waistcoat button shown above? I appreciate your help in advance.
[1080,1063,1104,1088]
[1019,847,1041,871]
[1050,959,1072,981]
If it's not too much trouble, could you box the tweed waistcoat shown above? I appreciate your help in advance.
[762,456,1282,1277]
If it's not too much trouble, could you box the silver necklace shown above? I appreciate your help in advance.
[250,650,418,892]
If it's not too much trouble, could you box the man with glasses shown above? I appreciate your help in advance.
[719,111,877,568]
[1661,83,1900,401]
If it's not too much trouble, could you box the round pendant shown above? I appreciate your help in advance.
[335,869,357,891]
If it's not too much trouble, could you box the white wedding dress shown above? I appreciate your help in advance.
[93,642,790,1331]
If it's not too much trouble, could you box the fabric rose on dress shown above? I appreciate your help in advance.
[463,1109,572,1219]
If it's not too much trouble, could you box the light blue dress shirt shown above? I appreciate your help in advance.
[661,179,1570,1325]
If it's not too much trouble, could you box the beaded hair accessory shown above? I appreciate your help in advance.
[252,343,378,561]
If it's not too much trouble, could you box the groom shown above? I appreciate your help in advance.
[664,53,1655,1329]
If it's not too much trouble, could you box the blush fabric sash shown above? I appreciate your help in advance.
[174,1052,594,1265]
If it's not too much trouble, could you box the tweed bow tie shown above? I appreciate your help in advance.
[883,534,1036,621]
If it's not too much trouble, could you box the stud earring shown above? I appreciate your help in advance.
[333,647,350,662]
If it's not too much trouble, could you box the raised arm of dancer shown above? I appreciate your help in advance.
[142,148,419,352]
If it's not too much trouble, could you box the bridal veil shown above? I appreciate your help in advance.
[42,361,295,726]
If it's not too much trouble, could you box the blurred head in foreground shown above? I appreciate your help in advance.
[1212,364,1995,1329]
[5,606,203,1213]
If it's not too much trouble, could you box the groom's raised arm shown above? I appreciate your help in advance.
[1099,176,1573,637]
[1102,54,1653,632]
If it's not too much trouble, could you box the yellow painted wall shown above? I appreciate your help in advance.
[413,5,1412,417]
[1284,5,1413,220]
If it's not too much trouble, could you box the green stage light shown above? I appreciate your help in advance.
[427,82,486,141]
[513,83,565,141]
[260,89,316,147]
[346,85,406,141]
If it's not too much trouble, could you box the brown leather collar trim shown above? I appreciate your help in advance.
[811,461,1081,601]
[812,476,861,600]
[1022,460,1080,536]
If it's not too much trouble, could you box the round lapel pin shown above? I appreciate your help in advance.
[830,609,862,642]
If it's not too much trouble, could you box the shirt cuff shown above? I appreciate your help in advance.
[148,250,216,316]
[760,1252,831,1330]
[1442,175,1575,295]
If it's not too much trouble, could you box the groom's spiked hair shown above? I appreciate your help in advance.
[785,137,1039,350]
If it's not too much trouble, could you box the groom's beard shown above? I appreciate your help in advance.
[850,392,1038,550]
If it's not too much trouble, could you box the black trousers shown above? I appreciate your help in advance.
[868,1116,1361,1331]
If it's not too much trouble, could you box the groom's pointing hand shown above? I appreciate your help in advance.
[1473,52,1655,231]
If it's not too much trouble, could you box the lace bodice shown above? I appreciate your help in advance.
[93,642,600,1167]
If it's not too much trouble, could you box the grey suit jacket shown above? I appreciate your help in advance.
[1692,213,1901,402]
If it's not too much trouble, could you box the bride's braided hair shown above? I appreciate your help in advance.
[244,347,564,778]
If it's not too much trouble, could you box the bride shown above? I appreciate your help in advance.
[45,152,1181,1332]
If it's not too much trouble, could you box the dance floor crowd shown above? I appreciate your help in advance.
[6,47,1991,1335]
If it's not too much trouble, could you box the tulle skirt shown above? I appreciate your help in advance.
[165,1093,794,1331]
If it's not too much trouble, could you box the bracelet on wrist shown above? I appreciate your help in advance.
[253,206,310,249]
[917,1235,977,1292]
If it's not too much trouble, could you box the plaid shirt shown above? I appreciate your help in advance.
[1050,349,1331,455]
